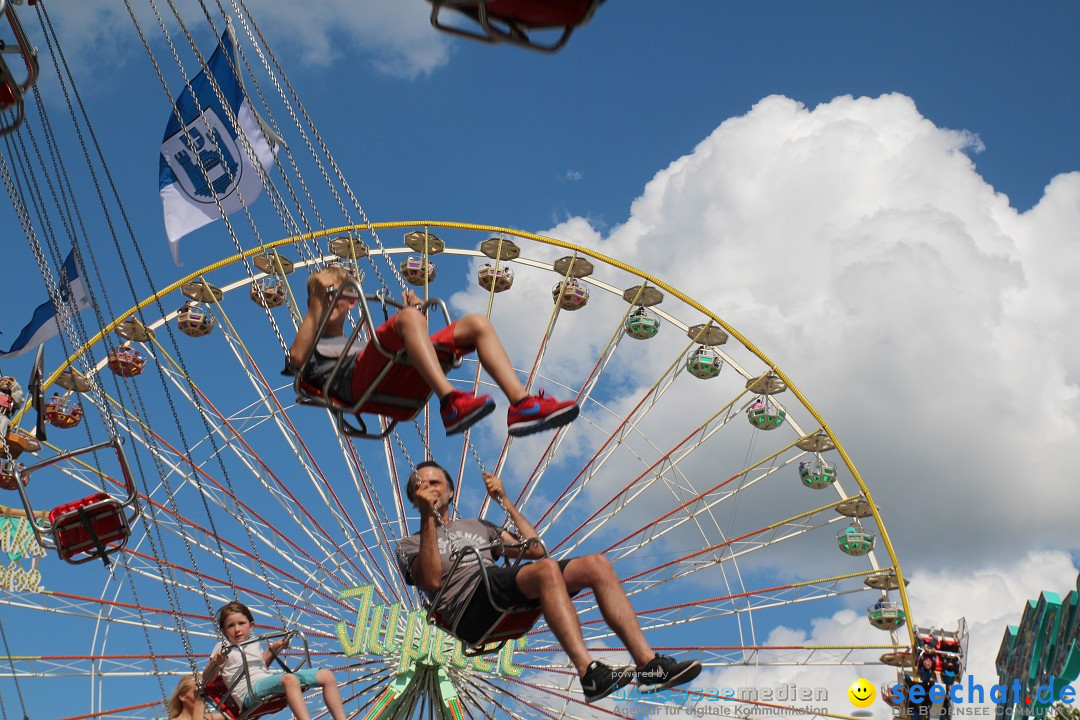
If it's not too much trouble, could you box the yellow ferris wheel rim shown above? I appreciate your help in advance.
[44,219,916,654]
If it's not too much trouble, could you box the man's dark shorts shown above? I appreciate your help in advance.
[456,558,576,643]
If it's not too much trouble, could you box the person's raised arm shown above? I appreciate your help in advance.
[288,271,337,369]
[203,649,225,684]
[484,473,545,559]
[410,483,444,592]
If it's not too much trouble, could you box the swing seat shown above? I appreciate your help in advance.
[293,280,462,440]
[425,538,545,656]
[429,0,603,52]
[13,436,139,566]
[201,676,288,720]
[436,593,542,651]
[48,492,132,564]
[202,631,312,720]
[0,0,41,137]
[296,340,458,422]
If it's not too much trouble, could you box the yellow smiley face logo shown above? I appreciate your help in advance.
[848,678,876,708]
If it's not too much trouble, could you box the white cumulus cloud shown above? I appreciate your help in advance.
[452,92,1080,570]
[43,0,449,80]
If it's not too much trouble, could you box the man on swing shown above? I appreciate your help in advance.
[290,266,579,436]
[396,461,701,703]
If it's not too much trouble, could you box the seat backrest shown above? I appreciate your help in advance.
[202,664,291,720]
[300,341,458,422]
[201,676,241,720]
[438,580,541,650]
[485,607,542,642]
[48,493,130,563]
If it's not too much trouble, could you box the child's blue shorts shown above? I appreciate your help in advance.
[245,668,321,707]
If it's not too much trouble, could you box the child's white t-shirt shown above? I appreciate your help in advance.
[217,642,276,708]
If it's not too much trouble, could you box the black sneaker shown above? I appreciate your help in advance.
[580,660,634,703]
[635,655,702,693]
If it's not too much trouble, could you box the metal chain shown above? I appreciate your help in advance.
[0,617,28,720]
[136,0,291,353]
[230,0,408,294]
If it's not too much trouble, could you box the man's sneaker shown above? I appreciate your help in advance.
[441,391,495,435]
[635,655,702,693]
[507,390,580,437]
[580,660,634,703]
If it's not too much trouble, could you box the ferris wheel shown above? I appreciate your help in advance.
[0,222,914,720]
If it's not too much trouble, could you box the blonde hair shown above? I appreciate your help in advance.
[167,674,196,717]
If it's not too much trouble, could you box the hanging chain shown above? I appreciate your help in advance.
[0,617,29,720]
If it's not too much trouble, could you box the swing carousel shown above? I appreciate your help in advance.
[0,3,920,720]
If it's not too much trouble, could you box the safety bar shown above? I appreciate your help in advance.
[13,435,139,544]
[293,277,456,438]
[203,629,311,713]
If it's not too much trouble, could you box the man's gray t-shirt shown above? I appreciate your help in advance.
[396,518,504,618]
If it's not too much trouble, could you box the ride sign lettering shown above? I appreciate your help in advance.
[335,584,525,676]
[0,516,45,592]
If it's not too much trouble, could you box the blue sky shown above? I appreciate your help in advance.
[2,1,1080,718]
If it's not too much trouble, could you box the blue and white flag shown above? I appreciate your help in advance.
[159,25,278,265]
[0,250,91,359]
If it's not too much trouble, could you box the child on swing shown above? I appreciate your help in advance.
[204,601,346,720]
[289,266,579,436]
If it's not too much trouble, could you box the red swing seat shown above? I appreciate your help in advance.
[424,538,546,657]
[293,280,463,440]
[201,676,289,720]
[429,0,603,52]
[0,0,40,137]
[13,436,139,566]
[48,492,132,564]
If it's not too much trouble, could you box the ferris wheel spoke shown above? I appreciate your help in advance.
[113,399,395,608]
[553,397,788,558]
[448,677,504,720]
[212,316,388,561]
[510,296,641,517]
[87,379,369,612]
[488,263,575,488]
[588,450,802,563]
[605,496,847,579]
[338,437,417,606]
[485,672,629,720]
[549,426,751,559]
[123,512,352,620]
[531,327,726,533]
[616,574,873,631]
[457,672,572,720]
[109,416,365,605]
[57,699,165,720]
[146,353,387,593]
[0,653,194,679]
[0,588,210,640]
[121,548,351,636]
